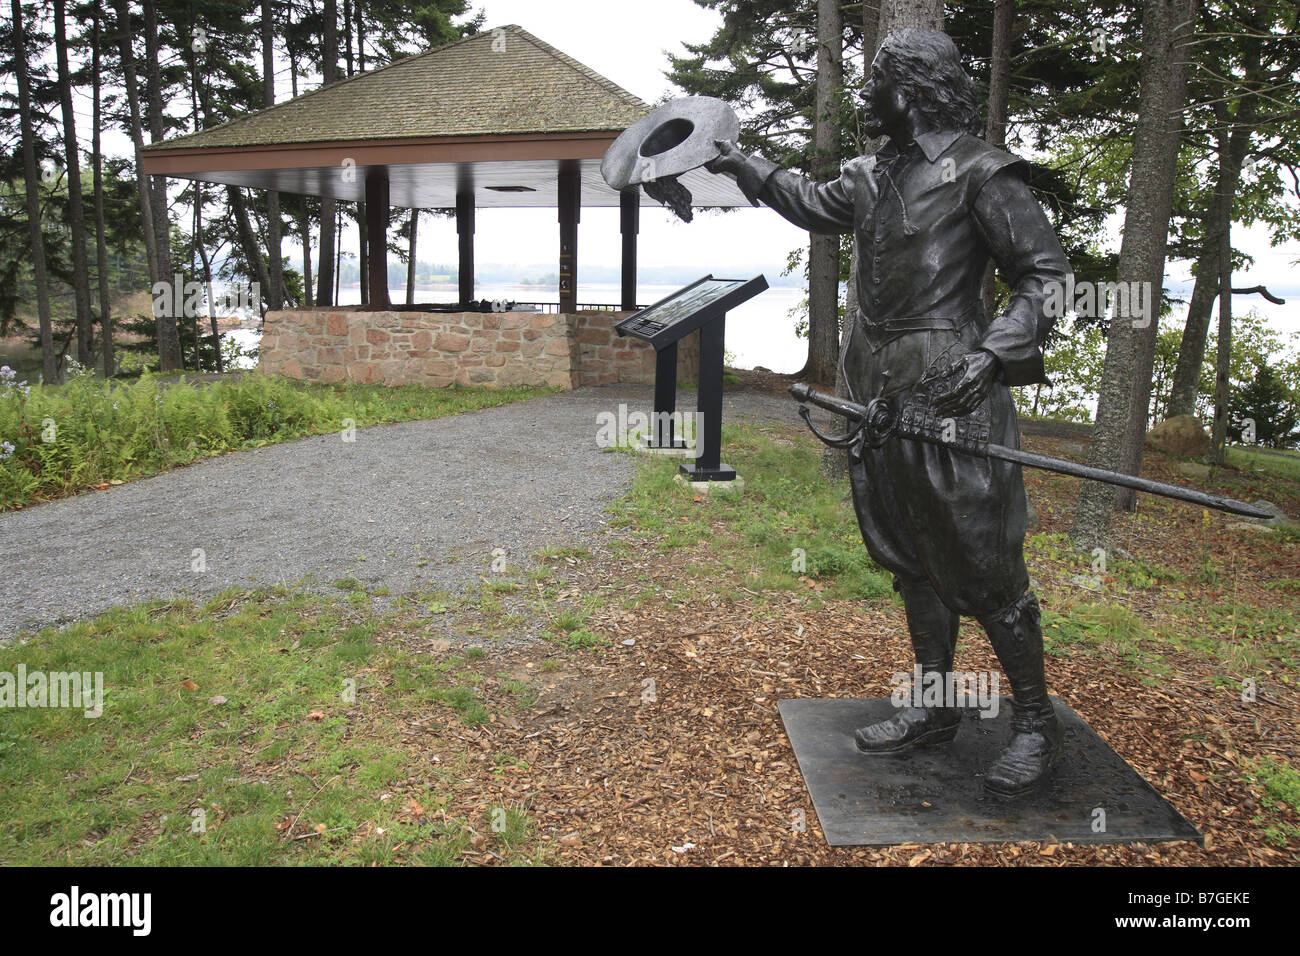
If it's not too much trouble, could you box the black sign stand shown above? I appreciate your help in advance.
[650,341,687,452]
[679,312,734,481]
[616,274,767,481]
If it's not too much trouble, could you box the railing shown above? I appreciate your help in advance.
[359,301,645,314]
[509,302,644,314]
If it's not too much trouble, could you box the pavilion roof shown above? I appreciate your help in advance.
[145,25,653,151]
[138,24,750,210]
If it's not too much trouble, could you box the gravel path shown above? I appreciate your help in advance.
[0,384,807,640]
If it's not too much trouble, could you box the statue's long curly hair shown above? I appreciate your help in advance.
[875,29,983,137]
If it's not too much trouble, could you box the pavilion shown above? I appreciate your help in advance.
[139,23,750,314]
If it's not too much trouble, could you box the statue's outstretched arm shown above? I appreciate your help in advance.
[707,140,860,235]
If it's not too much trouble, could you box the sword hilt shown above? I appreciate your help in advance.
[789,382,895,448]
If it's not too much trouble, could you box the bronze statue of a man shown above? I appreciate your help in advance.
[707,28,1072,795]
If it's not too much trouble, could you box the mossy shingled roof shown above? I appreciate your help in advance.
[145,24,652,151]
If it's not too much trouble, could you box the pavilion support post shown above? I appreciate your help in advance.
[558,164,580,314]
[620,189,639,311]
[365,170,389,308]
[456,190,475,306]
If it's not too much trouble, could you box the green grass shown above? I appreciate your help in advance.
[551,607,587,634]
[1245,757,1300,847]
[1035,583,1299,685]
[1270,523,1300,545]
[1040,601,1165,678]
[0,589,547,865]
[1162,600,1300,678]
[541,603,606,650]
[1042,601,1149,646]
[609,423,894,601]
[0,371,557,508]
[499,678,539,710]
[533,544,592,562]
[1226,445,1300,482]
[1111,556,1187,590]
[565,630,605,649]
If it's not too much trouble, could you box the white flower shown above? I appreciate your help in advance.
[0,366,27,399]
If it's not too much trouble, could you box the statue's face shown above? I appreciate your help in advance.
[861,50,909,137]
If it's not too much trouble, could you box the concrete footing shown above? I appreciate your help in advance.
[673,473,745,497]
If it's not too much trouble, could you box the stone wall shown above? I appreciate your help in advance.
[260,308,699,390]
[574,313,699,387]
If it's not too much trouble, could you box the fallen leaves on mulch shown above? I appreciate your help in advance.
[420,583,1297,866]
[382,424,1300,865]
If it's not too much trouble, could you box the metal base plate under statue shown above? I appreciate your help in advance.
[778,695,1201,847]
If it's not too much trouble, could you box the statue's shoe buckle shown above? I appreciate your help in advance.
[854,706,960,754]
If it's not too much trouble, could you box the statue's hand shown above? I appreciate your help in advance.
[705,139,746,176]
[932,350,998,419]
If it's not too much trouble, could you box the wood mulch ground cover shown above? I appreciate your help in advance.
[376,409,1300,866]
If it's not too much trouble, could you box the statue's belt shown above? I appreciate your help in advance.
[856,313,975,354]
[838,318,993,457]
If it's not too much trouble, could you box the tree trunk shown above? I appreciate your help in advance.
[53,0,94,367]
[192,60,272,315]
[822,0,938,480]
[301,207,315,308]
[985,0,1014,148]
[194,182,224,374]
[358,201,369,306]
[861,0,882,57]
[352,0,368,306]
[878,0,943,34]
[1209,216,1233,463]
[1112,2,1198,511]
[802,0,843,386]
[343,0,354,75]
[142,0,182,370]
[1070,0,1194,551]
[356,0,365,70]
[334,204,343,305]
[142,0,170,278]
[982,0,1014,317]
[111,0,161,291]
[316,0,339,307]
[91,8,114,377]
[186,49,205,371]
[288,33,313,308]
[188,207,201,371]
[11,0,57,383]
[1168,117,1256,418]
[228,187,274,312]
[407,210,419,306]
[262,1,284,310]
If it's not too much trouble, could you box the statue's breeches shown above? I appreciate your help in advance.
[847,332,1030,618]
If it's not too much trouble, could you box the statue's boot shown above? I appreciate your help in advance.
[855,580,962,753]
[978,592,1062,795]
